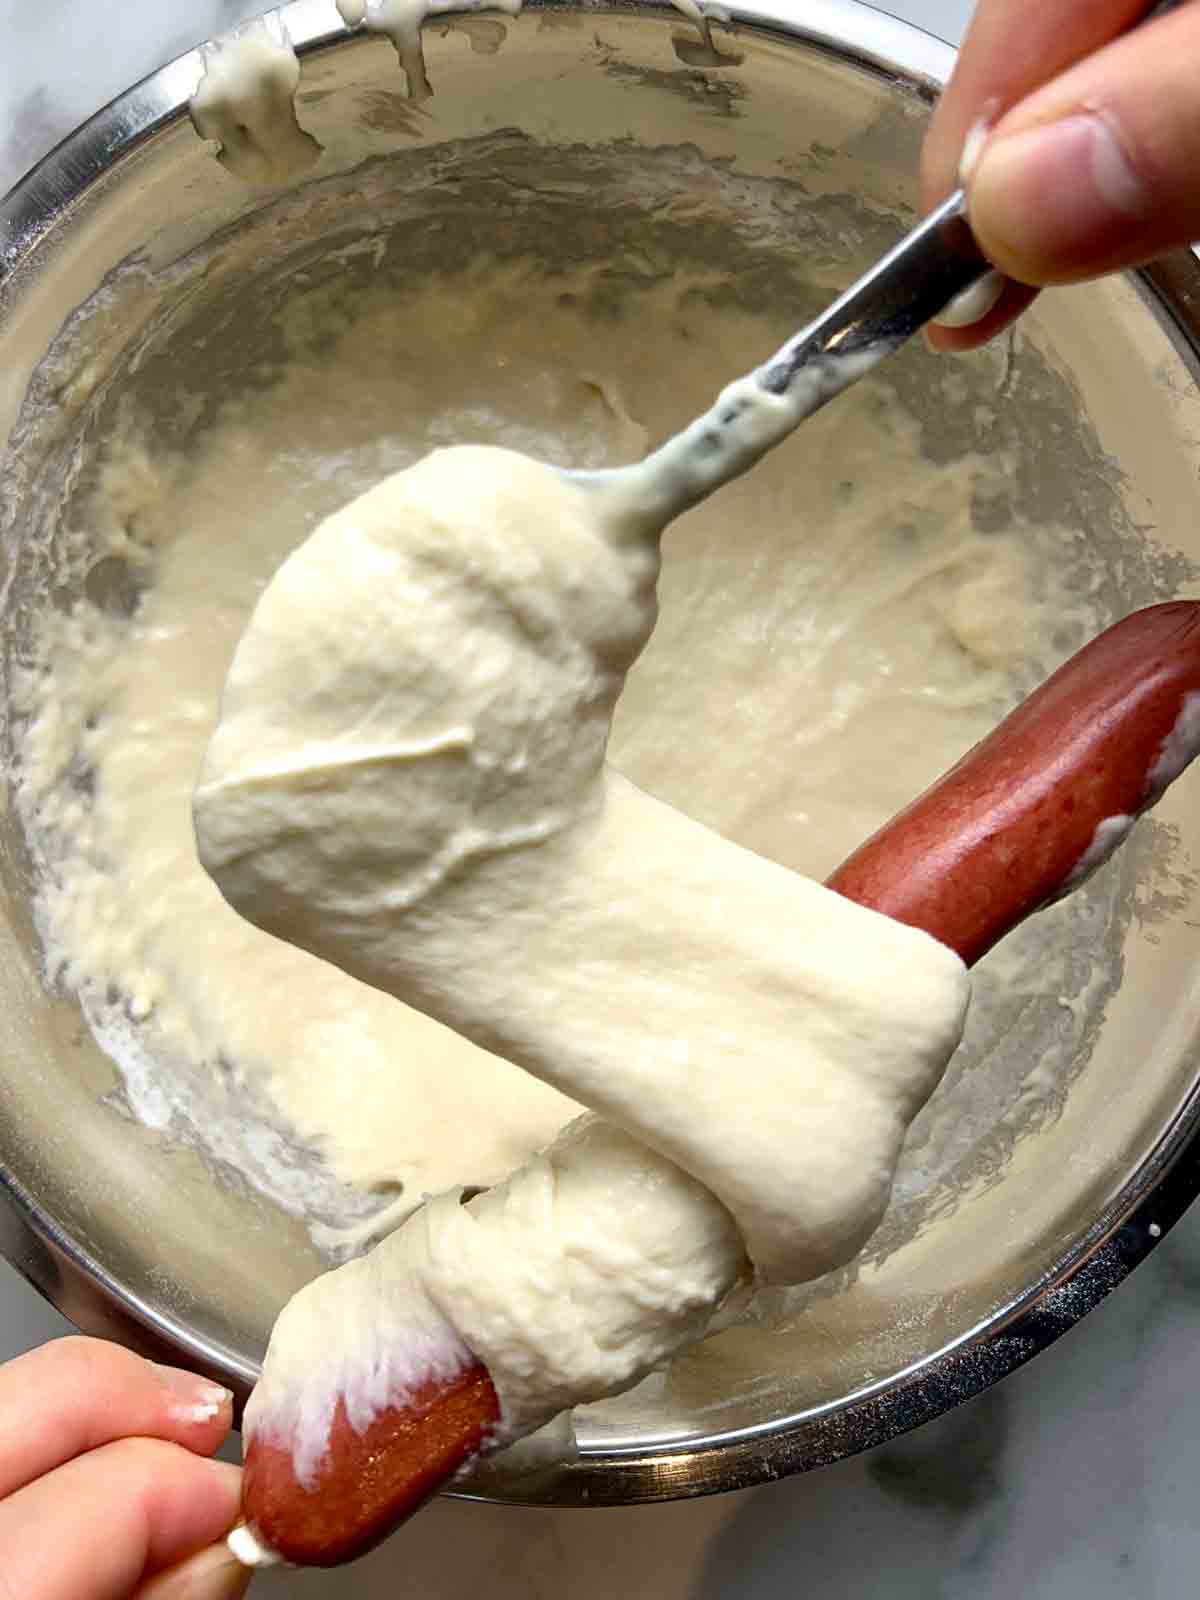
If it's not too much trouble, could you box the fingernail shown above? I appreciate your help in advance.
[957,98,1000,185]
[970,111,1150,282]
[138,1543,253,1598]
[227,1524,282,1569]
[932,269,1004,329]
[151,1363,234,1425]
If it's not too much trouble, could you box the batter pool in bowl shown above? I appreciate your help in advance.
[2,0,1200,1505]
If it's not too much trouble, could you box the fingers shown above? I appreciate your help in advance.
[0,1438,242,1600]
[0,1338,243,1598]
[135,1542,253,1600]
[0,1337,233,1499]
[921,0,1199,349]
[920,0,1148,210]
[967,2,1200,283]
[926,279,1037,353]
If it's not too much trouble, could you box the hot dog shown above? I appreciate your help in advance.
[827,601,1200,960]
[237,600,1200,1568]
[238,1364,500,1567]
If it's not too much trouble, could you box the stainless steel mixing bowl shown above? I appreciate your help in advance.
[3,0,1200,1509]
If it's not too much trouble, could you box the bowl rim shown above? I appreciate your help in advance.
[3,0,1200,1508]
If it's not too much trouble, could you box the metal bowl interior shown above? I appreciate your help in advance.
[3,0,1200,1508]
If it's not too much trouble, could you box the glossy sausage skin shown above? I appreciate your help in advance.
[239,601,1200,1566]
[241,1363,501,1567]
[828,603,1200,963]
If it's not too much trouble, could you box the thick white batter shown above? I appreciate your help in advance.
[245,1117,749,1483]
[195,439,970,1290]
[336,0,524,103]
[14,264,1056,1234]
[10,250,1076,1526]
[189,0,723,157]
[190,18,323,187]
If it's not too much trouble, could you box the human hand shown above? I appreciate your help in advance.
[922,0,1200,349]
[0,1336,249,1599]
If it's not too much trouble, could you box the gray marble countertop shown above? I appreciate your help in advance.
[3,3,1199,1595]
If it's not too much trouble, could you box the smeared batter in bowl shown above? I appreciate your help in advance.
[12,257,1076,1250]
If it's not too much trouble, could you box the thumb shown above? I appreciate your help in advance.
[966,1,1200,285]
[134,1543,253,1600]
